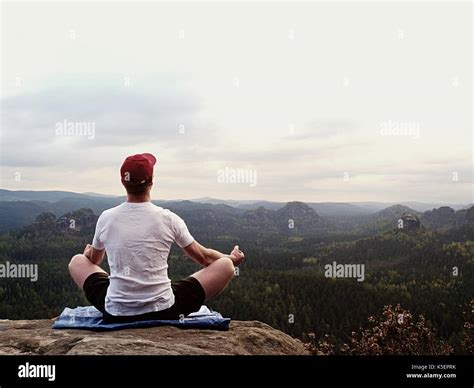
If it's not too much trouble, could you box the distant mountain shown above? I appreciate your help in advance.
[0,196,122,232]
[191,197,286,211]
[191,197,468,215]
[240,206,276,231]
[465,206,474,226]
[0,189,90,202]
[238,201,379,215]
[191,197,248,206]
[274,202,326,234]
[17,208,99,238]
[357,205,421,233]
[159,200,241,214]
[421,206,474,229]
[370,204,420,223]
[82,192,120,198]
[363,204,474,232]
[399,202,467,212]
[0,189,472,236]
[236,201,285,211]
[346,202,391,213]
[0,201,48,231]
[55,197,125,214]
[276,201,318,217]
[421,206,456,229]
[170,201,325,238]
[191,197,382,214]
[307,202,373,216]
[0,188,124,202]
[1,189,469,215]
[4,200,327,238]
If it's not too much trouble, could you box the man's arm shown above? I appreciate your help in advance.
[83,244,105,265]
[183,241,245,267]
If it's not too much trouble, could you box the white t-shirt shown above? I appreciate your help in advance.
[92,202,194,316]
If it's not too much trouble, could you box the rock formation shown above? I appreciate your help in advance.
[400,212,421,230]
[0,319,308,355]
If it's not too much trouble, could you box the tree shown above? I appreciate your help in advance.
[307,305,453,355]
[461,300,473,354]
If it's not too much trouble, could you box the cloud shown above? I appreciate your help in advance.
[0,2,471,203]
[1,75,219,168]
[284,119,358,141]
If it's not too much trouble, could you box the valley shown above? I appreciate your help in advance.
[0,189,472,354]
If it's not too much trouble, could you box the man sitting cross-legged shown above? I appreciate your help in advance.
[68,153,245,323]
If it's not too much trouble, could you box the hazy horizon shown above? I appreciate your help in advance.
[0,187,471,207]
[1,2,472,203]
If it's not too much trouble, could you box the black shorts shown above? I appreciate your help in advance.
[83,272,206,323]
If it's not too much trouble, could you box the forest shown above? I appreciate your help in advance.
[0,205,472,355]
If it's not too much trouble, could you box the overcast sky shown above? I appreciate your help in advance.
[0,2,472,203]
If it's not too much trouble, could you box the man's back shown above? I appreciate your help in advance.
[69,152,242,323]
[92,202,194,316]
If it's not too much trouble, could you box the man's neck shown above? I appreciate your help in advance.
[126,194,151,203]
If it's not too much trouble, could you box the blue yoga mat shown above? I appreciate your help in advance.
[52,305,230,331]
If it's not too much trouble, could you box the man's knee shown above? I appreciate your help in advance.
[216,257,235,279]
[68,254,88,274]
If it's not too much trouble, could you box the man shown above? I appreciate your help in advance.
[69,153,245,322]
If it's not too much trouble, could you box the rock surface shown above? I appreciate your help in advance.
[401,212,421,230]
[0,319,308,355]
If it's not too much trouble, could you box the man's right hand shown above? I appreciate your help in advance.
[83,244,93,260]
[230,245,245,266]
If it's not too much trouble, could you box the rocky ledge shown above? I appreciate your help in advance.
[0,319,308,355]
